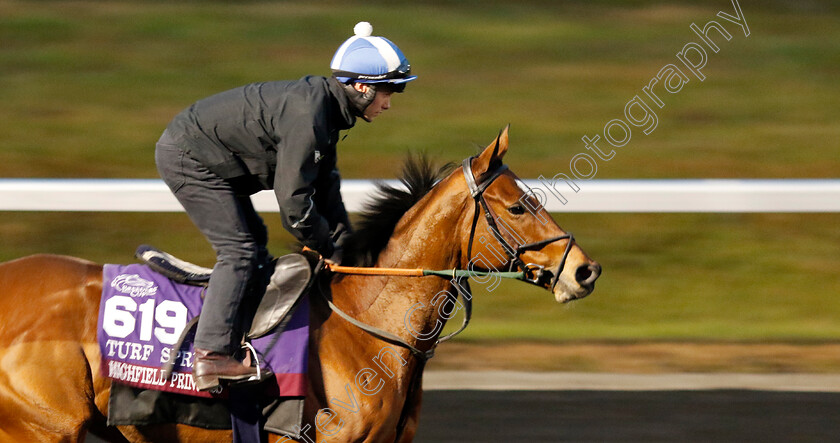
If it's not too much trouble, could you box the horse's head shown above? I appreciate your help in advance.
[455,126,601,302]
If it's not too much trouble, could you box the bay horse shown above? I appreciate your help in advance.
[0,127,600,442]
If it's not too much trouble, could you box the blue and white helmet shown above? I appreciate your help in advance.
[330,22,417,85]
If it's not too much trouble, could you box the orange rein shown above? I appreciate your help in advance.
[326,262,526,280]
[326,264,425,277]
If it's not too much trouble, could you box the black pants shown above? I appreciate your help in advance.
[155,131,268,354]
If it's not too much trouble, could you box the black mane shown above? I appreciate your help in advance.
[344,155,455,267]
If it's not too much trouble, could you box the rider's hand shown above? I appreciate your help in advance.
[300,245,341,267]
[299,246,322,266]
[326,246,343,266]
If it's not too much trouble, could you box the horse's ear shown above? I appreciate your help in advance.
[472,125,510,177]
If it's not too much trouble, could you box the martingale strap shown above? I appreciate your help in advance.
[317,264,473,361]
[317,276,434,361]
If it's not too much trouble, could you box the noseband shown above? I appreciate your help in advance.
[462,156,575,292]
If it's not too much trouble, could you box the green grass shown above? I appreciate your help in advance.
[1,1,838,342]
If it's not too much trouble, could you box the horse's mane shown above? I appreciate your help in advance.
[344,155,455,267]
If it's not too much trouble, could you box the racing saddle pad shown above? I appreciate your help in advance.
[97,263,308,398]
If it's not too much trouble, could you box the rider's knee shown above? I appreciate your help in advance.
[217,241,262,269]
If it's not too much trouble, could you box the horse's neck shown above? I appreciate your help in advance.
[311,184,466,433]
[338,186,467,347]
[379,189,467,272]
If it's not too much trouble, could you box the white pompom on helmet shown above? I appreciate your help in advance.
[330,22,417,86]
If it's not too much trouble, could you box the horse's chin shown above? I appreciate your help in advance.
[552,278,593,304]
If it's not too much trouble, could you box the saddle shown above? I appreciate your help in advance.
[135,244,314,339]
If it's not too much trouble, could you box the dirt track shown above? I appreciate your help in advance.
[415,389,840,442]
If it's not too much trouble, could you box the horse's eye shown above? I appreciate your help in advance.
[507,203,526,215]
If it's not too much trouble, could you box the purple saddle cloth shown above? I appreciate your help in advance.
[97,263,308,398]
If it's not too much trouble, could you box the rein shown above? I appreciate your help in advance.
[318,262,494,361]
[326,263,525,279]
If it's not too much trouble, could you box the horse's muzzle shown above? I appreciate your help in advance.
[553,261,601,303]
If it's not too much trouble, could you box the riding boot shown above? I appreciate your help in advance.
[193,348,259,391]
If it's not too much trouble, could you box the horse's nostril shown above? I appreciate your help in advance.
[575,262,601,286]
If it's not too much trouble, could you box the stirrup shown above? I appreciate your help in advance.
[193,344,272,392]
[227,343,274,388]
[239,342,263,383]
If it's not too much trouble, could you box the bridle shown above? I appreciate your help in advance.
[462,155,575,292]
[322,154,579,351]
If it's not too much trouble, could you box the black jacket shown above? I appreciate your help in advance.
[166,76,356,258]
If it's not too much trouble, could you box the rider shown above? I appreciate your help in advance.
[155,22,417,391]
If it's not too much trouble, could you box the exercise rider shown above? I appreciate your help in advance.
[155,22,417,391]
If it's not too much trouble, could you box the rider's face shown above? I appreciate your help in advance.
[354,83,393,121]
[364,90,392,121]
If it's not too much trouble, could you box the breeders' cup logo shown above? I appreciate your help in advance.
[111,274,158,298]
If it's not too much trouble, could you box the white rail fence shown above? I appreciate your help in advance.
[1,179,839,213]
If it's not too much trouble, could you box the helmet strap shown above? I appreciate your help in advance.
[337,78,377,122]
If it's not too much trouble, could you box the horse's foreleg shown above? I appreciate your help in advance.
[395,387,422,443]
